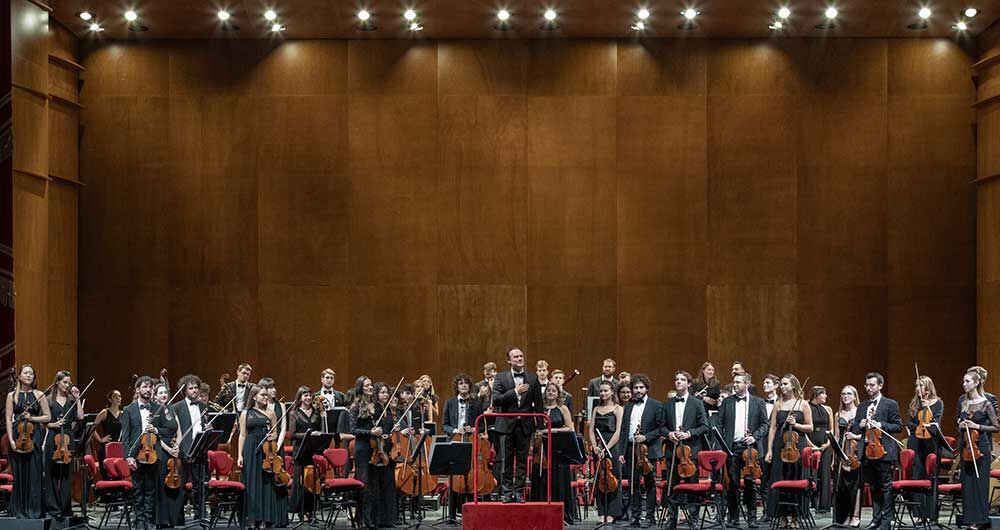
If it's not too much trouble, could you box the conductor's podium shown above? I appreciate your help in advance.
[461,502,564,530]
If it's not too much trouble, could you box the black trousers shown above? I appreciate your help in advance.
[623,443,658,522]
[131,462,158,530]
[861,459,893,530]
[500,424,530,495]
[184,457,207,518]
[726,447,759,523]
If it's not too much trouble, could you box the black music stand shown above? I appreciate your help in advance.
[203,412,237,449]
[402,429,435,530]
[928,424,956,529]
[182,429,225,529]
[427,439,472,526]
[290,431,335,529]
[820,432,856,530]
[711,426,735,459]
[67,420,100,530]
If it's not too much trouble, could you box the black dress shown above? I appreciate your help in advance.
[290,407,320,517]
[833,415,861,524]
[44,396,77,520]
[959,401,995,526]
[96,408,123,475]
[351,403,397,529]
[692,380,722,415]
[242,408,285,526]
[808,403,832,511]
[593,409,623,518]
[153,410,185,526]
[10,391,44,518]
[906,400,943,519]
[529,407,574,523]
[271,401,290,527]
[766,409,806,518]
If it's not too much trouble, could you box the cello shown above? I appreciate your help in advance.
[394,386,437,496]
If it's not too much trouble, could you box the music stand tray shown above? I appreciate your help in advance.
[66,421,101,530]
[204,413,237,449]
[549,431,585,466]
[290,432,335,530]
[428,440,472,527]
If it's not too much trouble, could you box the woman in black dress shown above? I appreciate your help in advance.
[350,376,397,530]
[833,385,862,527]
[289,385,322,520]
[807,386,833,513]
[907,376,942,521]
[259,377,290,527]
[91,389,123,476]
[44,370,84,521]
[692,362,722,416]
[764,374,813,528]
[957,370,999,530]
[588,380,624,524]
[5,364,51,519]
[239,384,284,529]
[152,383,185,527]
[530,383,575,525]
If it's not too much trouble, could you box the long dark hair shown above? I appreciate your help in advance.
[293,385,312,410]
[51,370,72,399]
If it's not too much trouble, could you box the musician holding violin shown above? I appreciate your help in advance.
[348,377,397,530]
[616,374,663,529]
[956,369,1000,530]
[847,372,902,530]
[718,373,769,529]
[169,374,209,520]
[588,380,624,523]
[149,382,185,527]
[5,364,52,519]
[662,370,709,530]
[288,385,324,519]
[763,374,813,527]
[531,382,574,524]
[832,385,862,527]
[238,384,285,528]
[906,375,943,521]
[43,370,84,521]
[120,376,161,530]
[443,374,485,519]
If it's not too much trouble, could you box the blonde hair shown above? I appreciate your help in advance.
[838,385,860,414]
[909,376,939,416]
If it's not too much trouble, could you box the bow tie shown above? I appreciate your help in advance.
[675,397,686,403]
[735,396,746,402]
[765,399,775,405]
[458,398,467,404]
[140,403,151,410]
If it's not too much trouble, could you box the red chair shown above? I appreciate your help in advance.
[891,450,936,530]
[661,450,728,530]
[207,450,244,528]
[317,448,364,528]
[85,454,134,528]
[105,441,125,459]
[768,446,816,530]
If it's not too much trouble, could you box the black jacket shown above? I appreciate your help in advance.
[170,398,208,458]
[617,397,666,460]
[214,381,253,412]
[491,369,544,434]
[662,394,709,454]
[120,401,161,459]
[587,376,616,399]
[717,393,769,452]
[442,396,484,436]
[850,396,903,462]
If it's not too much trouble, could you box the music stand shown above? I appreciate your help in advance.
[550,430,585,466]
[927,424,955,529]
[290,432,336,529]
[711,426,735,459]
[427,440,472,526]
[67,420,100,530]
[203,413,237,449]
[182,429,225,529]
[820,432,856,530]
[402,429,436,530]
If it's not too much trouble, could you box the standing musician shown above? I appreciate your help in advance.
[692,362,722,415]
[121,375,160,530]
[531,383,575,524]
[662,370,710,530]
[833,385,862,527]
[807,386,834,513]
[587,358,617,398]
[718,373,768,528]
[44,371,84,522]
[550,369,575,413]
[763,374,813,528]
[536,360,551,397]
[618,372,632,388]
[957,370,1000,530]
[617,374,664,529]
[962,366,1000,417]
[170,374,208,520]
[152,383,185,527]
[476,362,498,412]
[214,363,253,412]
[589,380,624,523]
[848,372,902,530]
[6,364,51,518]
[259,377,290,527]
[91,389,123,475]
[415,374,440,424]
[289,385,323,519]
[238,384,284,529]
[442,374,484,519]
[349,377,397,530]
[492,347,544,504]
[907,376,942,521]
[724,362,757,396]
[317,369,346,409]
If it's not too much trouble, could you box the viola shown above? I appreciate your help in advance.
[864,427,886,460]
[741,446,762,479]
[164,454,183,489]
[13,418,35,454]
[675,441,697,478]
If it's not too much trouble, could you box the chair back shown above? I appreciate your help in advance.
[898,448,915,480]
[105,441,124,459]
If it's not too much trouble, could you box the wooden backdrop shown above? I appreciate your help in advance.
[77,38,977,424]
[977,25,1000,391]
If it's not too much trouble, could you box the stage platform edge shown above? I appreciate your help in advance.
[461,501,563,530]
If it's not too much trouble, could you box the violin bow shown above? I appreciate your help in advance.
[57,378,95,423]
[126,383,186,455]
[377,377,406,428]
[176,390,240,448]
[254,395,290,451]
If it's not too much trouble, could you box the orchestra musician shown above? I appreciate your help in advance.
[120,376,160,530]
[833,385,862,527]
[907,376,943,521]
[318,368,346,409]
[6,364,51,518]
[848,372,902,530]
[617,374,664,529]
[536,360,550,397]
[152,382,185,527]
[758,372,780,522]
[807,386,834,513]
[91,389,123,476]
[550,369,575,412]
[214,363,253,412]
[587,358,617,398]
[238,384,285,529]
[289,385,323,520]
[692,362,722,415]
[662,370,709,530]
[492,347,544,504]
[957,369,1000,530]
[764,374,813,528]
[44,370,84,522]
[349,377,397,530]
[442,374,484,520]
[724,362,757,397]
[532,383,575,525]
[718,373,768,528]
[589,380,624,523]
[170,374,208,520]
[259,377,290,527]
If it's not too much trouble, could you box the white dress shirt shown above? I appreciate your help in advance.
[234,382,248,411]
[674,394,689,430]
[513,370,526,407]
[629,396,647,441]
[733,395,748,443]
[320,387,338,410]
[139,402,151,430]
[187,398,203,435]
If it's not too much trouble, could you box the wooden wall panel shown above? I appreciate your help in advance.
[706,285,798,373]
[11,0,48,93]
[977,27,1000,398]
[13,173,49,372]
[437,41,528,96]
[797,286,888,383]
[616,40,707,96]
[13,91,48,176]
[436,285,527,375]
[48,103,78,180]
[46,181,77,372]
[526,286,616,378]
[349,286,438,385]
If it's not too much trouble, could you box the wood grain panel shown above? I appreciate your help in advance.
[797,286,887,385]
[46,180,77,347]
[80,43,169,97]
[888,40,974,97]
[708,96,797,284]
[799,39,887,96]
[167,40,277,96]
[982,182,1000,284]
[706,285,798,375]
[977,103,1000,182]
[348,95,438,167]
[708,40,804,96]
[437,285,527,375]
[526,286,616,379]
[48,103,78,180]
[13,89,48,176]
[13,173,49,369]
[246,41,349,96]
[797,96,887,286]
[350,286,438,383]
[437,40,528,96]
[348,41,437,96]
[616,39,707,96]
[525,96,615,167]
[527,40,616,96]
[169,286,259,379]
[48,63,78,105]
[12,0,48,91]
[980,281,1000,350]
[437,95,526,284]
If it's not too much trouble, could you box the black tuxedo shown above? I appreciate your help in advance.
[442,395,484,436]
[316,387,347,409]
[214,381,253,411]
[587,376,616,398]
[618,396,665,524]
[718,393,769,524]
[492,369,544,497]
[662,394,709,453]
[850,395,902,530]
[120,401,160,530]
[171,398,208,518]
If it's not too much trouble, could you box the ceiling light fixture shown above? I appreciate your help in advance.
[778,7,791,19]
[544,9,556,21]
[404,9,417,21]
[965,8,978,18]
[497,9,511,21]
[89,22,103,31]
[79,11,93,21]
[264,9,277,21]
[124,10,138,22]
[955,20,969,30]
[271,23,284,31]
[631,21,645,30]
[770,20,784,30]
[918,7,931,19]
[217,10,231,21]
[409,22,422,31]
[637,8,650,20]
[682,8,698,20]
[357,9,371,21]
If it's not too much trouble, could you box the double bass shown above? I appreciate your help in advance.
[452,428,496,495]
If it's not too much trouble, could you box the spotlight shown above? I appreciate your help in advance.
[965,8,978,18]
[825,7,838,19]
[631,21,645,30]
[404,9,417,21]
[778,7,791,19]
[357,9,371,21]
[918,7,931,19]
[955,20,968,31]
[497,9,511,21]
[217,10,231,21]
[124,10,138,22]
[682,8,698,20]
[89,22,103,31]
[770,20,784,30]
[271,23,284,31]
[637,8,650,20]
[264,9,277,21]
[409,22,422,31]
[544,9,557,21]
[79,11,93,21]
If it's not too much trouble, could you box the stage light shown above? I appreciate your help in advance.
[271,23,284,31]
[79,11,93,21]
[264,10,277,21]
[965,8,977,18]
[404,9,417,21]
[918,7,931,19]
[124,10,138,22]
[217,10,231,21]
[770,20,784,30]
[825,7,838,19]
[682,8,698,20]
[497,9,511,21]
[631,21,645,30]
[955,20,968,31]
[637,8,650,20]
[544,9,556,21]
[357,9,371,21]
[778,7,791,19]
[409,22,422,31]
[89,22,103,31]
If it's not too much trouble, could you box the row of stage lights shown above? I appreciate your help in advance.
[78,4,981,34]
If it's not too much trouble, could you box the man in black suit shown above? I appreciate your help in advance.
[214,362,253,412]
[551,369,575,413]
[586,358,618,399]
[171,374,208,520]
[492,347,544,503]
[717,373,769,528]
[317,368,347,409]
[662,370,709,529]
[442,373,485,518]
[120,376,159,530]
[617,374,664,528]
[849,372,902,530]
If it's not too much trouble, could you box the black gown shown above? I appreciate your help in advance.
[271,401,290,527]
[96,408,123,476]
[44,396,78,520]
[766,409,806,518]
[906,400,942,519]
[241,408,286,526]
[593,409,623,518]
[153,411,185,526]
[351,403,397,529]
[833,415,861,524]
[290,407,320,517]
[959,401,995,526]
[10,391,45,518]
[808,403,832,511]
[529,407,574,523]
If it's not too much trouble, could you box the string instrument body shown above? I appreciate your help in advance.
[164,456,183,489]
[595,454,619,493]
[864,427,886,460]
[394,434,437,496]
[962,428,982,462]
[136,431,159,465]
[741,446,762,479]
[675,441,697,478]
[915,406,934,440]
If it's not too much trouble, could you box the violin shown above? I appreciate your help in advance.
[962,426,982,462]
[596,453,619,493]
[914,364,933,440]
[636,441,653,475]
[137,430,159,464]
[675,441,697,478]
[369,433,390,467]
[780,377,810,464]
[12,379,56,454]
[304,464,322,494]
[262,435,291,486]
[164,453,183,489]
[864,426,886,460]
[741,445,762,479]
[51,378,94,464]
